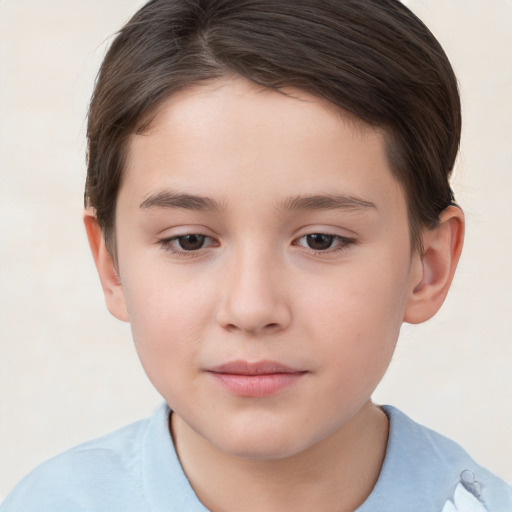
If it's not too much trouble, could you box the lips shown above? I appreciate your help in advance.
[209,360,303,375]
[207,360,307,397]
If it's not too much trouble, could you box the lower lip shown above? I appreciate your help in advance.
[209,372,306,397]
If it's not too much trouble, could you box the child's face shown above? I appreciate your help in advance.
[111,77,422,458]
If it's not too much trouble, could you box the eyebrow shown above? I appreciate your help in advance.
[139,191,376,213]
[279,193,376,212]
[139,192,227,212]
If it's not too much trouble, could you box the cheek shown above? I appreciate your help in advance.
[119,264,215,377]
[298,257,410,370]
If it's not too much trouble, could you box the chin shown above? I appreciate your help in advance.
[210,423,319,461]
[222,440,304,461]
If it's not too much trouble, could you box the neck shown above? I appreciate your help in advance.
[171,401,389,512]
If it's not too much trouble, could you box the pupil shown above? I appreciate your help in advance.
[307,234,334,250]
[178,234,205,250]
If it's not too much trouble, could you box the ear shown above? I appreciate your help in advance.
[404,205,465,324]
[83,209,129,322]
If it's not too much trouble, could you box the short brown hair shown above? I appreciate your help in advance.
[86,0,460,252]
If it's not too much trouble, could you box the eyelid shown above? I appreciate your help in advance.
[154,223,216,238]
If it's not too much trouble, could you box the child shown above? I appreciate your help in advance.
[2,0,511,510]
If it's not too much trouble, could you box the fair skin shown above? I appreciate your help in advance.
[85,77,464,511]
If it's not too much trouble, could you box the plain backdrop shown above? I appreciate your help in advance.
[1,0,511,497]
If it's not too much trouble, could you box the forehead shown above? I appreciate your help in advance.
[141,77,374,135]
[121,77,405,219]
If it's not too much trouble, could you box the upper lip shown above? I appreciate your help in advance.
[208,360,304,375]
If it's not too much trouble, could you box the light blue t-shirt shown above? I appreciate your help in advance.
[2,404,511,511]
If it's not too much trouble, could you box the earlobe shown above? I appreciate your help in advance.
[83,209,130,322]
[404,206,465,324]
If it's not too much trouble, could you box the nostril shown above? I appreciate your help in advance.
[215,290,292,334]
[224,322,281,334]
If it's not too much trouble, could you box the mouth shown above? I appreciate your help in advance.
[206,360,307,397]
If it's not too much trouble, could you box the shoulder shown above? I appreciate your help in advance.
[2,404,211,512]
[369,406,512,512]
[0,410,158,512]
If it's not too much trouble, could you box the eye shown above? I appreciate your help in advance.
[159,233,217,254]
[295,233,354,253]
[175,234,207,251]
[303,233,335,250]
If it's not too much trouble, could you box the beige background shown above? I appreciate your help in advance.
[1,0,511,497]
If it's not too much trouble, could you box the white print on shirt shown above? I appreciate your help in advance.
[441,471,488,512]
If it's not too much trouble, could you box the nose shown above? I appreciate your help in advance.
[215,247,292,335]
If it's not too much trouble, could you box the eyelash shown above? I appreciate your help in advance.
[158,232,355,258]
[158,234,217,258]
